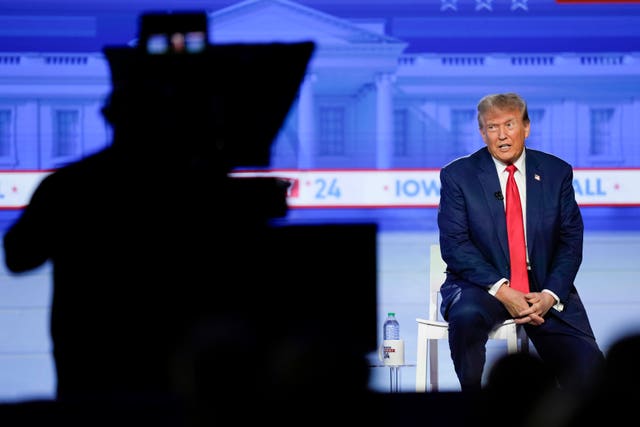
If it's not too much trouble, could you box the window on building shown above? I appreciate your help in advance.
[53,109,80,157]
[589,108,614,156]
[318,106,345,156]
[451,109,476,155]
[394,108,408,157]
[527,109,545,148]
[0,109,13,160]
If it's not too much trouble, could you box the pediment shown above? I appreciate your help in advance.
[208,0,405,48]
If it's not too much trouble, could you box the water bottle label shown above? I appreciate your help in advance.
[379,339,405,366]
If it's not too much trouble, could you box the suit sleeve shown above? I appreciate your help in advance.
[438,166,504,289]
[537,166,583,302]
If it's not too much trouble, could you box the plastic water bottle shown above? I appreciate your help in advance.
[381,312,404,391]
[383,312,400,340]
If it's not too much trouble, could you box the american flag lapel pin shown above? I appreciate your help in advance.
[534,174,541,181]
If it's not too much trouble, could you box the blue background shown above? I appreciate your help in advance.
[1,0,639,398]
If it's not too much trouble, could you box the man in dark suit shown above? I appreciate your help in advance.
[437,92,605,392]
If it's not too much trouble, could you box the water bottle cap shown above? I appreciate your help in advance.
[388,312,395,316]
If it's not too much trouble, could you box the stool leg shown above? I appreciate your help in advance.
[506,324,518,353]
[429,338,439,392]
[415,325,428,392]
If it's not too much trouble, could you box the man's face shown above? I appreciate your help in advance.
[479,107,530,164]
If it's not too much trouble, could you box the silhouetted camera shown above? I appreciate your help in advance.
[138,11,208,55]
[102,11,315,169]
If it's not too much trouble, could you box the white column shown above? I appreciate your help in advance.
[297,73,316,169]
[376,73,395,169]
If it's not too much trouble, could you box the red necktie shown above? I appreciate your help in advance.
[505,164,529,293]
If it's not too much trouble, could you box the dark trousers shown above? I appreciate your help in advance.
[444,284,604,392]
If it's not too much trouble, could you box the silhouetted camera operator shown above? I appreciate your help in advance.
[4,11,315,406]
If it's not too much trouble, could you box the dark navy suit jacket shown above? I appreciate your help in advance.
[437,146,595,338]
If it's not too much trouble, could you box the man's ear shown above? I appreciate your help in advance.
[478,127,488,144]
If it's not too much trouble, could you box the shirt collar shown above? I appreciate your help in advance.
[492,148,526,174]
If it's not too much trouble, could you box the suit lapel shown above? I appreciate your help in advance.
[475,149,510,261]
[525,150,543,255]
